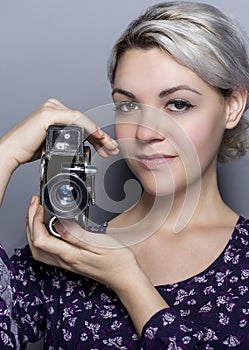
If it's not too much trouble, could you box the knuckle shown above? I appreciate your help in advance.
[39,104,53,117]
[46,97,58,103]
[42,99,53,108]
[63,255,75,266]
[72,109,84,120]
[39,98,59,114]
[63,249,80,267]
[32,235,44,250]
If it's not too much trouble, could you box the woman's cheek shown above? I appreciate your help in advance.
[115,123,131,140]
[184,120,223,166]
[115,125,137,151]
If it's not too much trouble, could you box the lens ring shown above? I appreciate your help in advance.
[55,183,79,206]
[44,173,88,218]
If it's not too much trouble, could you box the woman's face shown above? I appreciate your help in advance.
[112,48,229,196]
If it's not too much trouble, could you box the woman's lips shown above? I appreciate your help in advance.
[136,154,177,170]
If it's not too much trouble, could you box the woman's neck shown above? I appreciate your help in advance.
[108,162,238,242]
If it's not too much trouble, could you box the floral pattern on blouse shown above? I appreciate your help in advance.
[0,216,248,349]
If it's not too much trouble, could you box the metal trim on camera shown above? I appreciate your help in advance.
[40,124,97,237]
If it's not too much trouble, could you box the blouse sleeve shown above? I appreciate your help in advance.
[0,243,47,349]
[138,307,206,349]
[10,245,46,348]
[0,244,19,349]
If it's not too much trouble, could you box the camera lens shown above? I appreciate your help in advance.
[56,184,78,206]
[44,173,88,219]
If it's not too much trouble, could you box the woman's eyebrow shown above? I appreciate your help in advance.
[159,85,202,98]
[112,85,201,99]
[112,88,135,99]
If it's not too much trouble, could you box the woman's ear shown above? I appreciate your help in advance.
[225,88,248,129]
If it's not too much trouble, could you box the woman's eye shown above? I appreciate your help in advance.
[166,99,194,113]
[115,101,141,113]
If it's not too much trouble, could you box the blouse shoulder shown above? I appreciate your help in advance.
[234,215,249,235]
[229,216,249,254]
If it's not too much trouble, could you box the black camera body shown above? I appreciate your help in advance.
[40,124,97,237]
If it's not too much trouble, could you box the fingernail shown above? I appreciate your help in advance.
[111,139,119,147]
[97,127,105,136]
[112,148,119,154]
[30,196,36,205]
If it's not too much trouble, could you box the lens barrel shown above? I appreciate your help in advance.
[44,173,88,219]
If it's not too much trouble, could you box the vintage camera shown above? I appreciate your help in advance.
[40,124,97,237]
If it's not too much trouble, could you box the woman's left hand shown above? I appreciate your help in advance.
[26,196,168,336]
[26,196,144,293]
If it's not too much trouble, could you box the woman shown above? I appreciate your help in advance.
[1,2,249,349]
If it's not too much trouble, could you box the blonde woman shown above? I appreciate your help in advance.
[0,2,249,348]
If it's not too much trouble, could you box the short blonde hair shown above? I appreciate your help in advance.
[108,1,249,162]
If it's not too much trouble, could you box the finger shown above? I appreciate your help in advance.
[86,134,119,158]
[31,208,96,271]
[55,220,123,249]
[39,104,119,156]
[32,206,64,254]
[40,99,99,139]
[26,195,39,242]
[26,223,32,247]
[54,220,100,252]
[42,99,119,153]
[31,207,85,260]
[43,99,119,151]
[91,143,118,158]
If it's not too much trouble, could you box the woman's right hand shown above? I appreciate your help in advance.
[1,98,119,172]
[0,98,119,204]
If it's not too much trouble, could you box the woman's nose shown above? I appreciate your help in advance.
[135,108,165,143]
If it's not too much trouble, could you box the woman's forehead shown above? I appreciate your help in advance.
[113,48,208,96]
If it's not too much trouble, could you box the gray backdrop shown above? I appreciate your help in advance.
[1,1,249,349]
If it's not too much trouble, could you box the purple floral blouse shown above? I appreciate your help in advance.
[0,216,248,349]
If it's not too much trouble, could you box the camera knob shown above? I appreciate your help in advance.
[85,166,97,176]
